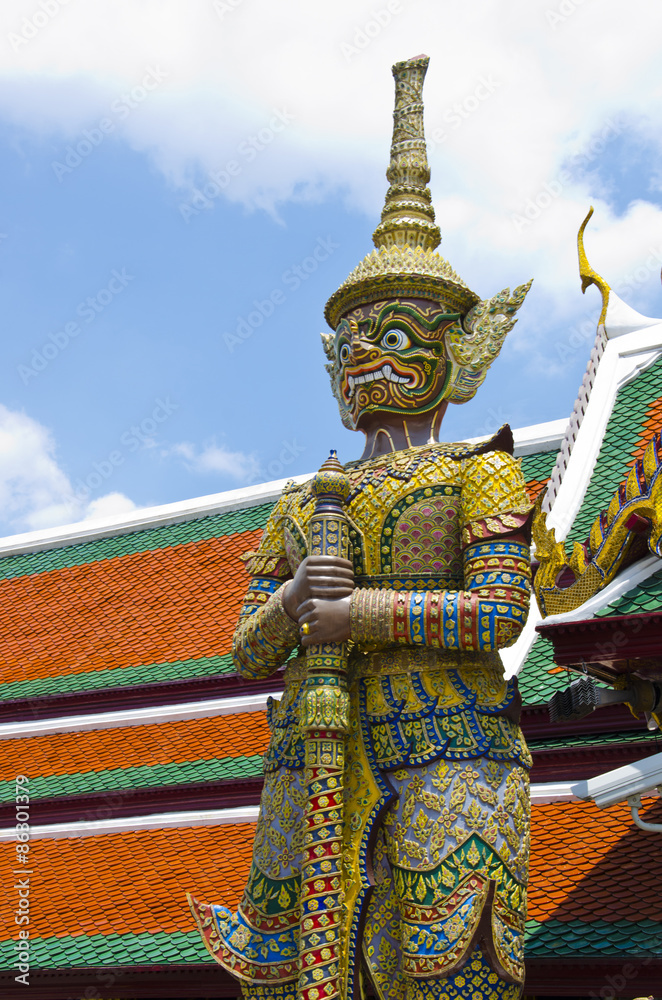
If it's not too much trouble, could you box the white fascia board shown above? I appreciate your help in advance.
[530,782,581,804]
[512,418,568,457]
[548,321,662,542]
[500,595,544,679]
[0,691,282,740]
[0,473,312,557]
[0,806,261,841]
[503,555,662,677]
[0,785,579,840]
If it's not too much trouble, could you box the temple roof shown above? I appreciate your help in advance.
[507,312,662,687]
[1,800,661,982]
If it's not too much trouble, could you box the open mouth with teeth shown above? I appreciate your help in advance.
[343,362,416,400]
[329,300,454,429]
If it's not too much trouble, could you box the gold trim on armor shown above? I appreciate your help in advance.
[351,645,502,677]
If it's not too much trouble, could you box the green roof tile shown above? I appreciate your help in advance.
[528,726,658,751]
[0,653,236,702]
[517,635,572,706]
[0,501,276,582]
[0,930,213,968]
[595,567,662,617]
[1,921,658,970]
[518,633,610,708]
[525,918,662,957]
[0,753,264,804]
[521,368,662,699]
[570,356,662,544]
[520,448,559,483]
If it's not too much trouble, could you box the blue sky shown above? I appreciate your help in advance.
[1,0,662,537]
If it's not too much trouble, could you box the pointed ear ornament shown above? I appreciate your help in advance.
[444,280,533,404]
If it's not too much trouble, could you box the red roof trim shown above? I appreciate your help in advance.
[530,739,659,782]
[1,958,661,998]
[521,702,646,738]
[524,957,662,994]
[536,610,662,666]
[0,776,264,826]
[0,668,286,723]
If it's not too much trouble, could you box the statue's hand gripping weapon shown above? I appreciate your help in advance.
[298,450,351,1000]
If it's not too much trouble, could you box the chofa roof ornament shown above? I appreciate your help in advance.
[577,205,611,325]
[323,54,532,406]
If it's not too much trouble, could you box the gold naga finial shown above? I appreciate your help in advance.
[577,206,610,324]
[371,54,441,252]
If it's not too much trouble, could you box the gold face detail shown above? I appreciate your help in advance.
[331,299,457,431]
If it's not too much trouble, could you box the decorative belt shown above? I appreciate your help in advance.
[351,645,502,679]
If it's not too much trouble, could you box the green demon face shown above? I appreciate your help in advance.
[328,299,457,431]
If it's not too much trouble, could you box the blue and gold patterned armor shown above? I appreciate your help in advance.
[190,438,533,1000]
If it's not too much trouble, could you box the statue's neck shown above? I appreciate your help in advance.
[358,404,448,461]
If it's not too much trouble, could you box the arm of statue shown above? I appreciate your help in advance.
[232,577,300,679]
[300,451,533,651]
[232,492,355,675]
[349,451,532,651]
[347,533,530,651]
[230,494,300,679]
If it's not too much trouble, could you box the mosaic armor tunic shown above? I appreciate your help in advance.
[190,52,535,1000]
[191,438,533,999]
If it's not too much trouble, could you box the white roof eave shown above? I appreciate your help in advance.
[0,417,569,559]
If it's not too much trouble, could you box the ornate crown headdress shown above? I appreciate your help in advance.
[323,54,531,405]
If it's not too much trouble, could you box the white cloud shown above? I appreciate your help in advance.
[0,404,137,535]
[0,1,659,204]
[0,0,661,406]
[81,492,139,522]
[0,0,660,296]
[170,440,261,481]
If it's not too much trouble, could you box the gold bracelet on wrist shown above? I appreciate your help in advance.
[261,585,301,645]
[350,588,394,646]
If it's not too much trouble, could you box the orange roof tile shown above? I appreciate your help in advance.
[524,477,550,503]
[1,797,660,944]
[0,712,271,781]
[628,393,662,466]
[529,796,662,922]
[0,824,255,940]
[0,529,262,684]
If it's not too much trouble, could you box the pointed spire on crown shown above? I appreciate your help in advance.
[324,55,478,330]
[372,54,441,252]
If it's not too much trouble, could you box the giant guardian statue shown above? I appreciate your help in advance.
[190,54,533,1000]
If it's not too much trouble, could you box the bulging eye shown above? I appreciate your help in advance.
[381,328,411,350]
[339,343,350,364]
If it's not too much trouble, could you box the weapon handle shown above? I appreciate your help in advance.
[298,451,350,1000]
